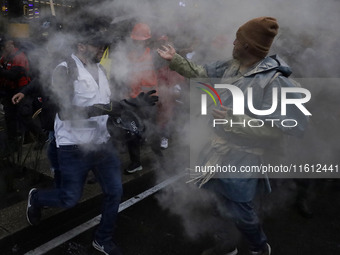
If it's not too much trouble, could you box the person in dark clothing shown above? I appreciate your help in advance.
[0,36,43,149]
[12,76,60,187]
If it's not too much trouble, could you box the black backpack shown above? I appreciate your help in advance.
[38,57,78,131]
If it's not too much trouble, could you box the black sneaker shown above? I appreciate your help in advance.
[250,243,271,255]
[26,188,41,226]
[125,162,143,174]
[92,239,122,255]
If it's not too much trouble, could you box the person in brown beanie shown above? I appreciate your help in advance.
[157,17,308,255]
[235,17,279,58]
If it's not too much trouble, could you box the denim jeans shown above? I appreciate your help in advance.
[204,179,267,251]
[47,131,60,188]
[223,198,267,251]
[33,142,123,243]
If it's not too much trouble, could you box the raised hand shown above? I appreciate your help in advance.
[156,44,176,61]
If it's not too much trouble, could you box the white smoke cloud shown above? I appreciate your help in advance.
[13,0,340,242]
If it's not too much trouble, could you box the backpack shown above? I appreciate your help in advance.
[38,57,78,131]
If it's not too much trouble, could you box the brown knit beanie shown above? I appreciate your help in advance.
[236,17,279,58]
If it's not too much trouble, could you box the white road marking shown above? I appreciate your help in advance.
[24,173,185,255]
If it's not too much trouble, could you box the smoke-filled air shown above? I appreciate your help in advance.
[8,0,340,242]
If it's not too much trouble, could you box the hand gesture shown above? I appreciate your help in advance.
[12,92,25,104]
[156,44,176,61]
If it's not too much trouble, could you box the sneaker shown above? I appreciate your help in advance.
[92,239,122,255]
[26,188,41,226]
[160,137,168,149]
[125,162,143,174]
[250,243,271,255]
[201,246,238,255]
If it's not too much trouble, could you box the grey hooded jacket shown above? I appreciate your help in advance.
[169,53,308,202]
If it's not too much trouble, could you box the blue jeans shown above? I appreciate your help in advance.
[47,131,60,188]
[204,179,267,251]
[33,142,123,243]
[223,198,267,251]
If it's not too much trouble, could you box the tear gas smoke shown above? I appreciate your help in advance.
[4,0,339,240]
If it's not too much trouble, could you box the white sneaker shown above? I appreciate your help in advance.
[160,137,168,149]
[92,239,122,255]
[125,163,143,174]
[251,243,271,255]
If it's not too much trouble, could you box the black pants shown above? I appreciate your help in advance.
[126,132,162,165]
[1,90,44,141]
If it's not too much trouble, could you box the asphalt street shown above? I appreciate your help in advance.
[22,176,340,255]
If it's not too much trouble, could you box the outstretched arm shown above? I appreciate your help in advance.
[157,44,208,78]
[58,90,158,120]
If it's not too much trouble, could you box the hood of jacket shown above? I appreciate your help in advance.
[244,54,292,77]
